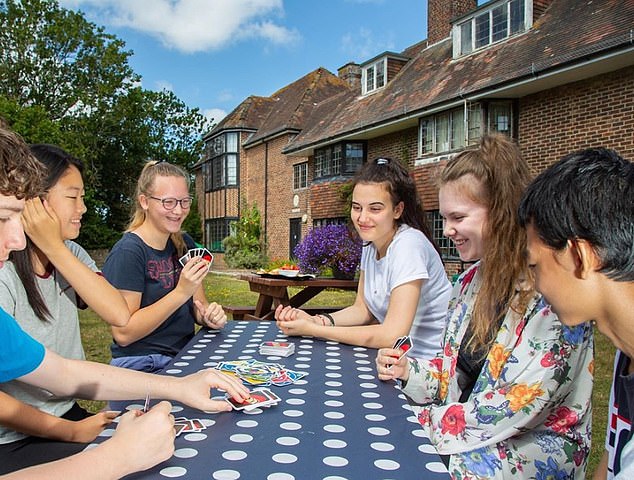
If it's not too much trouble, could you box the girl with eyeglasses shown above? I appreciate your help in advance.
[276,157,451,359]
[102,161,226,385]
[0,144,128,469]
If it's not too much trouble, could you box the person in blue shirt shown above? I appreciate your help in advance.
[0,126,250,479]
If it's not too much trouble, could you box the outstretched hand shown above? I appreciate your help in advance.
[176,369,251,412]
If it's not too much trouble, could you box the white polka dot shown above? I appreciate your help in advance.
[354,352,369,358]
[245,343,259,348]
[236,420,258,428]
[193,344,206,348]
[361,392,380,398]
[174,448,198,458]
[198,338,212,343]
[353,346,368,351]
[325,390,343,397]
[268,473,295,480]
[324,411,344,419]
[238,355,254,360]
[159,466,188,477]
[325,372,342,378]
[360,383,377,389]
[294,363,310,369]
[325,381,342,387]
[230,434,253,443]
[323,477,348,480]
[164,369,182,374]
[184,433,208,441]
[171,405,184,413]
[324,400,344,407]
[99,428,115,437]
[406,414,419,423]
[298,351,312,356]
[411,429,426,437]
[224,339,237,343]
[374,459,400,470]
[426,462,449,473]
[296,357,311,362]
[222,450,247,460]
[280,422,302,430]
[212,469,240,480]
[209,355,225,360]
[276,436,300,446]
[295,379,308,385]
[282,410,304,417]
[173,362,189,366]
[326,351,341,357]
[365,414,386,421]
[355,359,371,365]
[288,388,306,395]
[84,443,98,450]
[368,427,390,436]
[358,374,375,380]
[418,443,437,454]
[286,398,305,406]
[370,442,394,452]
[325,358,340,363]
[326,345,340,350]
[244,408,263,415]
[272,453,297,464]
[356,366,372,372]
[363,402,383,409]
[323,439,347,448]
[323,456,349,467]
[203,362,217,367]
[181,355,195,360]
[325,365,342,370]
[323,424,345,433]
[215,349,229,354]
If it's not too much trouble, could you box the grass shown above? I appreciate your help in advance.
[78,272,614,477]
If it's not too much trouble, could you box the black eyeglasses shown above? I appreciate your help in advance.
[149,196,192,210]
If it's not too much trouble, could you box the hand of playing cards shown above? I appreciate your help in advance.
[179,247,214,270]
[174,417,207,436]
[225,387,281,411]
[387,335,413,370]
[259,341,295,357]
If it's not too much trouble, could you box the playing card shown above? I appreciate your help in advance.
[174,423,186,436]
[226,388,280,411]
[387,335,413,370]
[178,252,191,267]
[259,341,295,357]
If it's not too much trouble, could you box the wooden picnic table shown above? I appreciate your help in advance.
[237,273,359,320]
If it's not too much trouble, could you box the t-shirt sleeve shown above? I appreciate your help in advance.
[387,230,431,290]
[0,308,45,382]
[102,238,147,293]
[67,240,99,273]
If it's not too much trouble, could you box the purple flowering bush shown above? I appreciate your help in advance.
[293,224,362,277]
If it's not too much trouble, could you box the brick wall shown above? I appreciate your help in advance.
[427,0,477,45]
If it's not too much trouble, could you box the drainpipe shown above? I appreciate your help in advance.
[264,141,268,241]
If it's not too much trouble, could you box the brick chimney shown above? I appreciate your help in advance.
[337,62,361,90]
[427,0,477,45]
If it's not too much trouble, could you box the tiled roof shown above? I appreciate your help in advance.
[285,0,634,153]
[203,95,274,139]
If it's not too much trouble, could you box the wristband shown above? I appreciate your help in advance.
[322,312,336,327]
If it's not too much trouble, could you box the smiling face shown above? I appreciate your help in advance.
[0,193,27,268]
[141,174,190,235]
[45,165,86,240]
[439,178,488,262]
[351,182,403,255]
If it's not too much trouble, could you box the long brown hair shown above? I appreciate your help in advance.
[128,161,189,256]
[439,134,534,353]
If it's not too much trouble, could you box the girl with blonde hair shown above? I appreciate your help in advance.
[103,161,226,378]
[377,134,594,479]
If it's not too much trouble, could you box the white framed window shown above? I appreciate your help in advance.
[293,162,308,190]
[419,108,466,155]
[204,131,239,191]
[313,142,365,180]
[454,0,530,57]
[362,58,387,95]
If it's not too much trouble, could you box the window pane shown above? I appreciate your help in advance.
[467,103,483,145]
[376,60,385,88]
[420,118,433,154]
[314,150,325,178]
[332,144,342,175]
[293,162,308,189]
[323,148,331,176]
[204,161,212,191]
[475,12,490,48]
[510,0,525,34]
[492,4,508,42]
[344,143,364,173]
[427,210,458,260]
[366,66,375,92]
[226,132,238,152]
[226,154,237,185]
[489,103,512,135]
[435,113,450,153]
[460,21,472,55]
[451,108,465,150]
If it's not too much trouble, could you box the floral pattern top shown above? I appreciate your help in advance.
[402,262,594,479]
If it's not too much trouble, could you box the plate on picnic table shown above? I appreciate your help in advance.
[253,269,316,280]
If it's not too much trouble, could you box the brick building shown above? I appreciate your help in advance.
[195,0,634,271]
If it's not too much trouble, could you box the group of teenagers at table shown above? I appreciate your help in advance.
[0,122,631,480]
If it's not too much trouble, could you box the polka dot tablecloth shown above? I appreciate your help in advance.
[97,321,449,480]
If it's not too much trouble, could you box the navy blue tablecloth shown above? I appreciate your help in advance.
[94,321,449,480]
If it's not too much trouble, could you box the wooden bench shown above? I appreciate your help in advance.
[223,305,341,320]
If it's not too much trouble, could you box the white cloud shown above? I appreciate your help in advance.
[341,27,395,61]
[203,108,227,124]
[59,0,300,53]
[154,80,174,92]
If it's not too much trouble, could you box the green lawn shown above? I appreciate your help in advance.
[78,272,614,477]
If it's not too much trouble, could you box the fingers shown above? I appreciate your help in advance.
[195,300,227,329]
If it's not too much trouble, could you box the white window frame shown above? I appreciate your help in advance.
[452,0,533,57]
[361,57,387,95]
[293,162,308,190]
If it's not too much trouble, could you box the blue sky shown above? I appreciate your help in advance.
[58,0,436,124]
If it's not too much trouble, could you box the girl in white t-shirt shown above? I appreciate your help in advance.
[276,157,451,359]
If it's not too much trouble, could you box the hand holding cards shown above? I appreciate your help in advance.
[179,247,214,271]
[225,388,281,411]
[387,335,413,370]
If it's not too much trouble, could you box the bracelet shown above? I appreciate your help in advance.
[322,312,336,327]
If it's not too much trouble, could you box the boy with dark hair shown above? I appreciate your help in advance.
[519,147,634,479]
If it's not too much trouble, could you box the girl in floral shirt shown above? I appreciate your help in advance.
[376,134,594,479]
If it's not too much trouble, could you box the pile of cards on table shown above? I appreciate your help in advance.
[174,417,206,437]
[216,359,306,387]
[178,247,214,269]
[259,341,295,357]
[225,387,281,411]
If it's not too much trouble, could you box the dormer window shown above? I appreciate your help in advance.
[454,0,532,57]
[362,58,386,95]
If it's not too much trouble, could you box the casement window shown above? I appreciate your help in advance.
[293,162,308,190]
[427,210,458,260]
[205,217,237,252]
[204,132,239,191]
[418,101,513,156]
[313,217,348,228]
[314,142,365,180]
[455,0,529,57]
[362,58,386,95]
